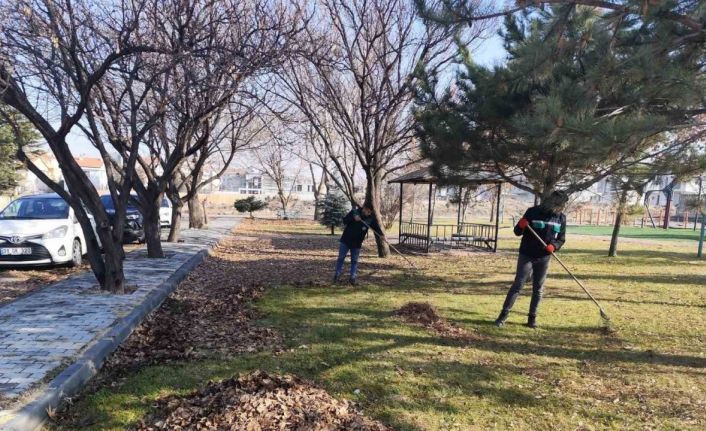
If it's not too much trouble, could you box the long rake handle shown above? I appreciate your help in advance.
[525,225,608,318]
[359,219,418,269]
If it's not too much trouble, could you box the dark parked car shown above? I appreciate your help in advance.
[100,195,144,243]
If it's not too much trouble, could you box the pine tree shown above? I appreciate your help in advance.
[319,190,349,235]
[234,196,268,218]
[414,3,706,201]
[0,124,18,193]
[0,113,39,193]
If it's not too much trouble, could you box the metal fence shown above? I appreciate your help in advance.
[399,221,496,252]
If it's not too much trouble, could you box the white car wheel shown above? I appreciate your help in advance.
[69,239,82,267]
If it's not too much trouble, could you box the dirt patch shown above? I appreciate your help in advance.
[0,263,90,305]
[396,302,479,341]
[135,370,389,431]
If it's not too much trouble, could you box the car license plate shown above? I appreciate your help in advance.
[0,247,32,256]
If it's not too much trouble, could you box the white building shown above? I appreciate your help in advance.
[219,168,316,200]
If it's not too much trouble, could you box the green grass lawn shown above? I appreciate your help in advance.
[52,221,706,431]
[570,225,705,242]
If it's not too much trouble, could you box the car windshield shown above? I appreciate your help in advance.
[100,195,140,212]
[161,198,170,208]
[0,197,70,220]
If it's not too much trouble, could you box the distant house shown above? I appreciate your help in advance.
[16,152,63,195]
[644,174,704,211]
[219,168,316,200]
[74,157,108,192]
[4,153,110,200]
[565,174,705,210]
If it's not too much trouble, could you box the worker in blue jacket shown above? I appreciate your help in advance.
[334,204,382,285]
[495,190,568,328]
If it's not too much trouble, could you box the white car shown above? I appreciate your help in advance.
[159,197,172,228]
[0,193,88,267]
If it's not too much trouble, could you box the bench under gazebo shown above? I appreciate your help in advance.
[389,167,504,253]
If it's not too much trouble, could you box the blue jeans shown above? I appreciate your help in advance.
[335,242,361,280]
[501,253,551,316]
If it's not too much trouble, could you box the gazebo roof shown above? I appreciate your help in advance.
[389,166,504,185]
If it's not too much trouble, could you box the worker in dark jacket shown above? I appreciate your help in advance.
[334,204,382,285]
[495,190,568,328]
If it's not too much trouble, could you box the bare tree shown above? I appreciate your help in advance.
[166,101,264,241]
[132,0,305,257]
[79,24,174,253]
[254,124,303,219]
[0,0,156,292]
[309,162,328,220]
[273,0,476,256]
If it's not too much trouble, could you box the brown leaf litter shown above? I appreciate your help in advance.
[395,302,480,342]
[135,370,390,431]
[103,234,285,372]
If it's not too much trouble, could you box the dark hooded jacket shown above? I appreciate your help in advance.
[514,205,566,258]
[340,209,382,249]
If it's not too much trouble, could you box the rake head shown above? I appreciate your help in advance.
[599,308,618,334]
[599,308,611,321]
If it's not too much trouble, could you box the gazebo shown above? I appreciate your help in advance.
[389,166,504,253]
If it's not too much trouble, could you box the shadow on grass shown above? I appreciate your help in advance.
[55,231,706,431]
[279,301,706,370]
[558,247,699,262]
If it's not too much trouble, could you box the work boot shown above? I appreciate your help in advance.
[527,314,537,329]
[494,310,509,327]
[348,277,357,285]
[333,274,340,283]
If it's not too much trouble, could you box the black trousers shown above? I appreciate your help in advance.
[501,253,551,317]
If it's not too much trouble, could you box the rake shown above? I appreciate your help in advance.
[359,219,419,273]
[525,224,612,327]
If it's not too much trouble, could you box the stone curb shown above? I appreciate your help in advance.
[0,248,212,431]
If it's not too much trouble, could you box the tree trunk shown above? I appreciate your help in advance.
[167,199,183,242]
[312,168,328,221]
[143,204,164,258]
[74,205,125,293]
[277,192,289,219]
[364,172,389,258]
[608,189,628,257]
[489,193,496,222]
[54,154,127,292]
[330,225,335,235]
[188,193,206,228]
[314,200,322,221]
[663,190,673,229]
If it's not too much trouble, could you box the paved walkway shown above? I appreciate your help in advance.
[0,217,236,402]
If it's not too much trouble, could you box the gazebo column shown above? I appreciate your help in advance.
[426,183,433,253]
[456,186,462,233]
[494,182,502,252]
[398,182,403,245]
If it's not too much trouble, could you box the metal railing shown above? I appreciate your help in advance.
[399,221,496,252]
[399,221,429,249]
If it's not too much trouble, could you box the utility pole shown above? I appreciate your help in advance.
[695,175,703,231]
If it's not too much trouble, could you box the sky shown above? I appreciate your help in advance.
[67,34,508,158]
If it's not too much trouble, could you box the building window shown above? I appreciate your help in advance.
[296,184,303,192]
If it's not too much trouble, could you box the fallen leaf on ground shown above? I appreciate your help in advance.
[135,370,389,431]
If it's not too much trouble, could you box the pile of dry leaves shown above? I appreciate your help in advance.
[396,302,479,342]
[104,234,288,372]
[136,370,389,431]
